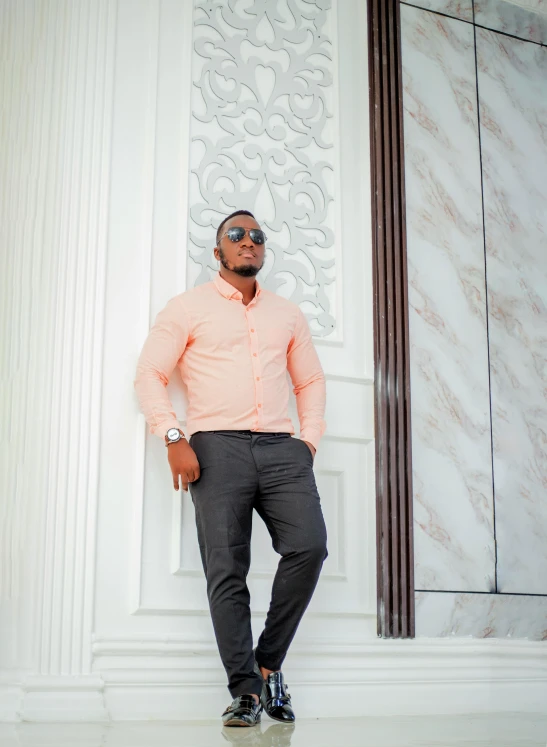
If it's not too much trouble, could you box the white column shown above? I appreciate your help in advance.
[0,0,117,719]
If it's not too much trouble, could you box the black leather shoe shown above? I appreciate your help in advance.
[252,648,296,723]
[221,694,262,727]
[260,670,295,723]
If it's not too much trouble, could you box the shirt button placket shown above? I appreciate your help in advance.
[247,306,263,430]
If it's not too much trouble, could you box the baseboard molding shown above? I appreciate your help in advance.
[2,639,546,721]
[0,674,109,723]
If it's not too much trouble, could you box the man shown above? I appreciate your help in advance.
[134,209,328,727]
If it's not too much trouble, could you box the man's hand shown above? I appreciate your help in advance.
[167,439,200,491]
[302,440,316,461]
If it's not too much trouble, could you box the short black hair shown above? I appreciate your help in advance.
[216,209,257,246]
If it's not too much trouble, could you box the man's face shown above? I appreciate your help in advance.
[215,215,266,278]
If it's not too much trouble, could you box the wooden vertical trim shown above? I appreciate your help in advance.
[368,0,415,638]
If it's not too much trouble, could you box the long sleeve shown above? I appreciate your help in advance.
[286,306,327,451]
[133,293,190,440]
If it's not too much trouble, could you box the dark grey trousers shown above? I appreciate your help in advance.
[188,429,328,699]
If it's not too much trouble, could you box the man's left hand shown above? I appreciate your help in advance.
[302,440,316,460]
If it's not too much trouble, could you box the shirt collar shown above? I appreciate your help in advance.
[213,271,262,301]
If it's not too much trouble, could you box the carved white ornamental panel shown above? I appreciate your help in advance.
[189,0,337,336]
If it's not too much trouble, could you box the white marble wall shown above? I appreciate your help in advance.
[402,1,547,636]
[416,591,547,639]
[476,29,547,594]
[404,0,547,39]
[402,0,473,22]
[401,5,495,592]
[475,0,547,44]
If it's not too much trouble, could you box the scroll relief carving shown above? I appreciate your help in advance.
[189,0,336,336]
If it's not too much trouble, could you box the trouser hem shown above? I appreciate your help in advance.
[230,676,264,700]
[254,649,283,673]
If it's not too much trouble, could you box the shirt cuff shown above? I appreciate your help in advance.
[299,428,323,452]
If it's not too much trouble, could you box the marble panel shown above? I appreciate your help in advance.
[476,30,547,593]
[401,5,495,591]
[402,0,474,22]
[475,0,547,45]
[416,591,547,639]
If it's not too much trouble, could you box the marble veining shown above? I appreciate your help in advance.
[401,6,495,591]
[416,591,547,639]
[402,0,474,22]
[475,0,547,45]
[476,29,547,594]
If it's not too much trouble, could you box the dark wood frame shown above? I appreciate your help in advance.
[368,0,415,638]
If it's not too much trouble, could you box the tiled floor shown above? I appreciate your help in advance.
[1,713,547,746]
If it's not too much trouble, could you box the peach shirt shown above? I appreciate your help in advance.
[133,271,327,451]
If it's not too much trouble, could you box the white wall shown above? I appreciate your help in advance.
[94,0,380,721]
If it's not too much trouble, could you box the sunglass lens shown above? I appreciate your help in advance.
[249,230,266,244]
[225,227,266,244]
[226,227,246,242]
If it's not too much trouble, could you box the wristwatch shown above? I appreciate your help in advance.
[164,427,185,446]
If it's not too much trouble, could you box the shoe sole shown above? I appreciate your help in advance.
[223,717,261,727]
[262,709,295,724]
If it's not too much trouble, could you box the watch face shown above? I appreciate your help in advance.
[166,428,180,440]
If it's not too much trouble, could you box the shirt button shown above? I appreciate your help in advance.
[258,404,262,408]
[256,377,260,380]
[251,329,255,332]
[253,353,257,357]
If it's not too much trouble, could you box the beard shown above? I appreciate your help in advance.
[218,247,262,277]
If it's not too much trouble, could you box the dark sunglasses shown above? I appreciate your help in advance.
[218,226,268,245]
